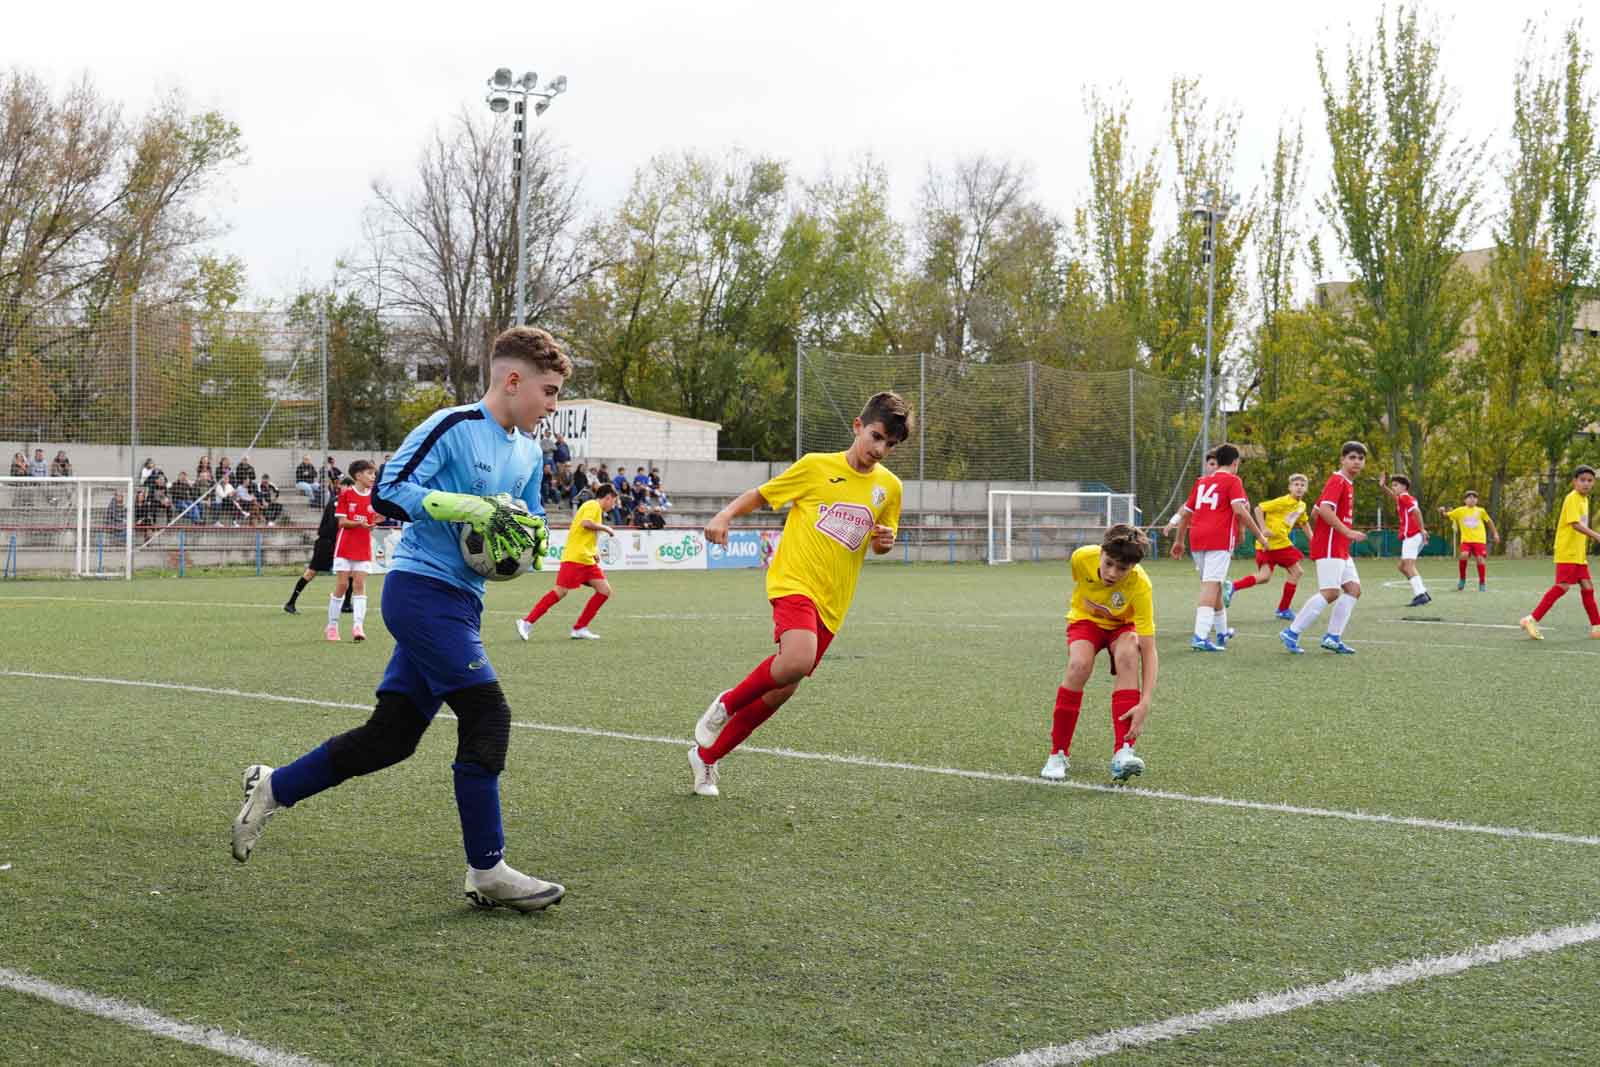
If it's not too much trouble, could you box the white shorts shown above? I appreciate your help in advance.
[333,558,373,573]
[1193,549,1232,583]
[1400,533,1425,561]
[1314,556,1359,590]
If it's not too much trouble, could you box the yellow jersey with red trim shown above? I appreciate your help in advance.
[561,499,606,565]
[1445,505,1490,545]
[1554,490,1591,565]
[1258,494,1310,551]
[759,452,902,632]
[1066,545,1155,635]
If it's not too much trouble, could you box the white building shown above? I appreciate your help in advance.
[539,399,719,463]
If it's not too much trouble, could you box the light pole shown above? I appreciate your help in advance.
[485,67,568,326]
[1190,189,1236,459]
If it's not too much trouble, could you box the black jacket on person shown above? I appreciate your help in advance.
[317,496,341,541]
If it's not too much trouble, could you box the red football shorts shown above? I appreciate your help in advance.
[556,561,606,588]
[1555,563,1592,585]
[1066,619,1137,675]
[771,594,835,673]
[1459,542,1488,558]
[1254,545,1303,569]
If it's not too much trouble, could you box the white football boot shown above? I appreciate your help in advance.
[1109,744,1146,783]
[569,627,601,640]
[1039,751,1070,781]
[688,746,720,797]
[464,860,565,912]
[516,619,533,641]
[694,693,731,749]
[231,764,279,862]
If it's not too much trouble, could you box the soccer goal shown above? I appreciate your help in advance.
[986,490,1138,565]
[0,477,133,579]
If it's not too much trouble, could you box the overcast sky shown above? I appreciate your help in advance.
[10,0,1598,301]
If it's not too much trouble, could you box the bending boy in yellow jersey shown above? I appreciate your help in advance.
[1225,473,1311,621]
[1520,466,1600,640]
[1439,491,1500,591]
[688,392,912,797]
[518,482,619,641]
[1040,525,1158,784]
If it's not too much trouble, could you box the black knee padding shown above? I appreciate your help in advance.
[445,681,511,775]
[326,691,430,778]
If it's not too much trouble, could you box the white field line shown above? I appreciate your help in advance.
[1229,629,1600,657]
[1387,617,1532,631]
[5,669,1599,850]
[980,916,1600,1067]
[0,966,327,1067]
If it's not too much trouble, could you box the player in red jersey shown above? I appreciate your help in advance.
[327,459,378,642]
[1384,474,1431,606]
[1168,443,1270,651]
[1281,442,1368,654]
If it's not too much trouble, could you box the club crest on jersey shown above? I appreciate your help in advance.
[872,486,887,508]
[815,502,874,550]
[1110,591,1126,609]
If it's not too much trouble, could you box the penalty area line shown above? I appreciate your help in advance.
[979,915,1600,1066]
[0,965,328,1067]
[5,669,1600,851]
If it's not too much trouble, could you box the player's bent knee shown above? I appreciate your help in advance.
[446,681,512,775]
[327,691,429,778]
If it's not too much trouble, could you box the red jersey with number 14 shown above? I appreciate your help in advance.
[334,487,376,561]
[1182,471,1247,552]
[1396,492,1422,539]
[1310,473,1355,559]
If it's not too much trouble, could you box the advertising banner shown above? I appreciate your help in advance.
[708,530,765,569]
[541,527,708,571]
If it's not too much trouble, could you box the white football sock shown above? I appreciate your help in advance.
[1193,606,1215,641]
[1290,594,1330,633]
[1409,574,1426,596]
[353,595,368,627]
[327,594,342,626]
[1327,593,1357,637]
[1214,608,1229,635]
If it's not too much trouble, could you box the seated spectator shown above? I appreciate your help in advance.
[148,476,175,526]
[235,479,261,524]
[258,475,283,525]
[641,489,666,530]
[212,474,236,524]
[234,454,256,486]
[133,488,155,527]
[216,455,232,484]
[195,455,213,483]
[8,451,25,477]
[553,466,572,506]
[649,465,661,490]
[29,448,47,478]
[139,456,157,484]
[633,465,650,492]
[654,484,672,512]
[321,455,342,501]
[170,472,200,523]
[553,434,571,473]
[612,467,628,496]
[50,450,72,477]
[294,455,319,504]
[141,461,166,492]
[103,490,126,529]
[541,462,558,506]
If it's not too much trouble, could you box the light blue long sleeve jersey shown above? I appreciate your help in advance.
[375,400,546,598]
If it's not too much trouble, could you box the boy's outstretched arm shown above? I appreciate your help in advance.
[705,488,769,546]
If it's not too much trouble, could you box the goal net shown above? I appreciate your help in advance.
[0,477,133,579]
[987,490,1137,565]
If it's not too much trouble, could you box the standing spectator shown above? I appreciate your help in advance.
[295,455,319,504]
[29,448,47,478]
[321,455,342,501]
[540,429,557,469]
[50,450,72,477]
[140,457,156,485]
[570,463,589,504]
[103,490,126,530]
[8,452,25,477]
[235,454,257,486]
[141,460,166,491]
[553,434,571,474]
[259,475,283,525]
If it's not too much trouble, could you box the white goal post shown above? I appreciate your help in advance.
[987,490,1138,565]
[0,477,133,579]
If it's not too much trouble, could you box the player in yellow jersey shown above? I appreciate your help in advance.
[1439,491,1500,591]
[517,482,619,641]
[688,392,911,797]
[1223,473,1311,621]
[1039,525,1158,784]
[1520,465,1600,640]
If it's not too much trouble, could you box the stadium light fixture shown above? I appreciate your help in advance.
[484,65,569,326]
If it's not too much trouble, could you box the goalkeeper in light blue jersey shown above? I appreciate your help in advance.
[230,326,573,913]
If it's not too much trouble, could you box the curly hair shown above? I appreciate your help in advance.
[1101,523,1149,565]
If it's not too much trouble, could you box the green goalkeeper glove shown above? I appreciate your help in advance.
[423,491,547,571]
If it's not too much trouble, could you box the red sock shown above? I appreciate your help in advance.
[1532,585,1567,621]
[699,695,781,764]
[1477,562,1487,585]
[1277,582,1297,612]
[1111,689,1141,752]
[1232,575,1258,592]
[574,592,608,629]
[1051,687,1083,754]
[1582,588,1600,625]
[1459,559,1468,581]
[524,589,560,624]
[723,656,778,712]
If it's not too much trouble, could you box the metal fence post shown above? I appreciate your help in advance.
[1128,367,1137,510]
[1027,361,1036,485]
[794,340,802,461]
[918,350,926,530]
[130,302,139,485]
[320,304,330,456]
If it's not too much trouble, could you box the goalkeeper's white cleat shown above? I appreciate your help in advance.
[231,764,279,863]
[694,693,731,748]
[464,861,565,913]
[688,746,720,797]
[1040,751,1069,781]
[1109,744,1145,783]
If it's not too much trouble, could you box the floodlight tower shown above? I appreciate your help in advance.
[1190,189,1237,460]
[485,67,569,326]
